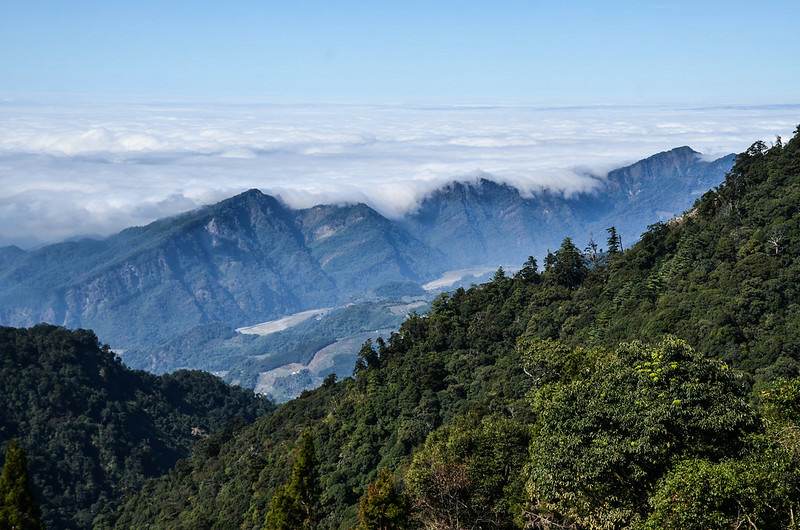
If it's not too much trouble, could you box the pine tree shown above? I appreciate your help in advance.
[0,439,44,530]
[356,468,409,529]
[518,256,539,282]
[264,430,320,530]
[606,226,622,255]
[548,237,588,289]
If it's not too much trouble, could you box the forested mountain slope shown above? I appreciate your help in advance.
[0,324,273,529]
[107,128,800,529]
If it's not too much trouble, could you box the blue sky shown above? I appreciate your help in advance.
[1,1,799,248]
[2,0,798,101]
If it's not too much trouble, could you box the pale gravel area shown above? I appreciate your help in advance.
[236,307,334,336]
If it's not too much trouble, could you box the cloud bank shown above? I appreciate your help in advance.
[1,97,797,248]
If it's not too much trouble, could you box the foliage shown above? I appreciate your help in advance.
[406,413,529,529]
[0,439,44,530]
[0,324,272,529]
[521,128,800,380]
[356,467,409,530]
[524,337,758,528]
[264,430,320,529]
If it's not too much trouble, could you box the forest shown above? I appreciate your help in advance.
[2,127,800,529]
[0,325,273,529]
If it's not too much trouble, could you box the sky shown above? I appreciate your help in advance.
[1,1,799,248]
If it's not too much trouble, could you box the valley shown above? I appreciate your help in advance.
[0,146,734,404]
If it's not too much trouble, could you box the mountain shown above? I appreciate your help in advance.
[403,147,734,267]
[105,130,800,529]
[294,202,443,295]
[0,147,733,378]
[0,324,273,529]
[0,192,438,350]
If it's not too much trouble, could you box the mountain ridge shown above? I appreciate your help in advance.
[0,146,734,354]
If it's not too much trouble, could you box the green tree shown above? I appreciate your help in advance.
[606,226,622,255]
[524,337,758,529]
[517,256,539,282]
[644,447,800,530]
[264,430,320,530]
[356,468,409,530]
[547,237,588,289]
[407,413,530,529]
[0,439,44,530]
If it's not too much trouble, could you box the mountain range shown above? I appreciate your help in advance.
[0,146,733,360]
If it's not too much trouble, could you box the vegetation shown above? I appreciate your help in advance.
[1,129,797,528]
[0,324,273,529]
[0,439,44,530]
[103,127,800,528]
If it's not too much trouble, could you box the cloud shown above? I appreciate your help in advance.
[0,98,797,248]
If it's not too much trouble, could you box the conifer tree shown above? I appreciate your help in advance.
[264,430,320,530]
[606,226,622,255]
[356,468,409,529]
[0,439,44,530]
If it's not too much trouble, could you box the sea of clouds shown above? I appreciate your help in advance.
[0,96,797,248]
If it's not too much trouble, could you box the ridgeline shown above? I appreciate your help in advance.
[102,127,800,528]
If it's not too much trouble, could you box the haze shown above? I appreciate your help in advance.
[1,1,798,247]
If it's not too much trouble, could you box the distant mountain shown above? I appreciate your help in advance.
[0,147,733,364]
[0,192,438,350]
[404,147,735,267]
[294,203,443,294]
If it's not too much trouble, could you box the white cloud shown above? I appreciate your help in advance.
[0,97,797,248]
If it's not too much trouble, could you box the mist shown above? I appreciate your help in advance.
[1,97,797,248]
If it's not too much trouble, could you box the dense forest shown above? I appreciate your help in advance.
[0,325,273,529]
[96,127,800,529]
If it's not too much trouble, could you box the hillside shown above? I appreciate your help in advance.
[105,129,800,528]
[0,324,273,529]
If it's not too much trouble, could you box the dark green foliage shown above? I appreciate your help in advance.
[544,237,588,289]
[356,468,409,530]
[264,430,320,529]
[644,374,800,529]
[0,324,272,529]
[0,439,44,530]
[524,337,758,528]
[521,128,800,379]
[110,129,800,528]
[406,413,530,528]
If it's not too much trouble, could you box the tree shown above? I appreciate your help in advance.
[406,414,530,529]
[264,430,320,529]
[585,233,600,267]
[354,338,380,374]
[518,256,539,282]
[547,237,588,289]
[524,337,759,529]
[356,468,409,530]
[0,439,44,530]
[606,226,622,255]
